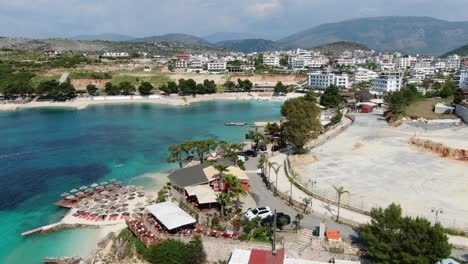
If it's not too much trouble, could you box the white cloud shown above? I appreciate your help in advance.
[247,0,281,17]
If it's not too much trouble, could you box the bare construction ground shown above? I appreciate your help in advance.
[295,110,468,230]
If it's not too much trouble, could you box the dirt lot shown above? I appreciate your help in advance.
[406,98,457,120]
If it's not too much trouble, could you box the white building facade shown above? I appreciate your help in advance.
[371,75,402,94]
[460,70,468,88]
[207,61,227,73]
[308,72,349,90]
[263,55,280,67]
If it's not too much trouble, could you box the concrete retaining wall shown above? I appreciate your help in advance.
[455,104,468,123]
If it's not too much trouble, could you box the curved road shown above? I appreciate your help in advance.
[245,155,359,242]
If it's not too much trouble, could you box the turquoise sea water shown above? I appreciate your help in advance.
[0,101,281,263]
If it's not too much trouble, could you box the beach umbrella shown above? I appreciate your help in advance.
[85,188,94,193]
[79,186,87,190]
[96,186,104,190]
[109,179,117,182]
[101,181,108,186]
[131,213,140,219]
[91,183,99,188]
[115,181,123,185]
[101,190,110,195]
[70,189,78,193]
[60,192,70,197]
[76,191,84,196]
[136,186,144,191]
[66,195,76,200]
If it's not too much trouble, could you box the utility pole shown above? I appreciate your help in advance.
[272,209,277,256]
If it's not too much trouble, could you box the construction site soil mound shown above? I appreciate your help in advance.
[410,137,468,161]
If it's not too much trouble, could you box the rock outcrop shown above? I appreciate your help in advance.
[410,137,468,161]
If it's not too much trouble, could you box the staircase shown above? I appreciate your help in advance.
[287,229,314,257]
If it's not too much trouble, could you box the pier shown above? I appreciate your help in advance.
[21,222,62,237]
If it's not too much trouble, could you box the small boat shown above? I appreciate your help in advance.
[225,122,247,126]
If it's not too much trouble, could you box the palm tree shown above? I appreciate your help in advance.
[272,164,282,195]
[258,153,268,174]
[213,163,229,191]
[223,174,238,196]
[232,182,247,209]
[216,192,232,218]
[284,166,299,205]
[302,197,311,213]
[333,185,349,222]
[267,161,277,189]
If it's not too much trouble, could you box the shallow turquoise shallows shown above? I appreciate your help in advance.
[0,101,281,263]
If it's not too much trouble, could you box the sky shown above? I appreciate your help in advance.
[0,0,468,40]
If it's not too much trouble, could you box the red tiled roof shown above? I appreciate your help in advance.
[248,248,284,264]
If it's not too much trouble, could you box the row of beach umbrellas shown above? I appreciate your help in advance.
[61,179,122,198]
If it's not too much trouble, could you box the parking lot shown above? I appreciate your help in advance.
[295,112,468,230]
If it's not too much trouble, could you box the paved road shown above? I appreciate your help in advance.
[244,155,358,242]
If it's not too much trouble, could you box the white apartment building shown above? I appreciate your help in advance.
[460,70,468,88]
[308,72,349,91]
[102,52,129,58]
[291,58,305,70]
[395,56,416,69]
[371,75,402,94]
[355,58,367,65]
[434,60,447,70]
[263,55,280,67]
[335,74,349,88]
[308,72,335,90]
[336,56,355,66]
[207,61,227,73]
[175,60,188,69]
[446,55,461,70]
[188,59,203,69]
[411,65,436,80]
[354,68,379,83]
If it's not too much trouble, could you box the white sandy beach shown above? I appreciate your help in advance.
[0,92,298,112]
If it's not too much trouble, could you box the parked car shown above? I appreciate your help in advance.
[244,207,272,221]
[271,145,282,152]
[237,149,257,157]
[260,212,291,229]
[237,155,248,162]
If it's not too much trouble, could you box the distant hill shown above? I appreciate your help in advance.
[280,16,468,55]
[203,32,260,43]
[69,33,135,42]
[442,43,468,57]
[131,33,214,47]
[0,37,224,56]
[311,41,370,56]
[215,39,291,53]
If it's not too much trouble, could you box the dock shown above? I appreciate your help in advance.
[21,222,62,237]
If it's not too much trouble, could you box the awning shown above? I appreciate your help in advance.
[184,185,217,204]
[146,201,196,230]
[203,165,249,181]
[228,249,251,264]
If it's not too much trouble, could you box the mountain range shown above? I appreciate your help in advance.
[203,32,260,43]
[7,16,468,55]
[130,33,214,47]
[69,33,135,42]
[279,16,468,55]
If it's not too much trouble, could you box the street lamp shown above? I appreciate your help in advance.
[431,207,443,224]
